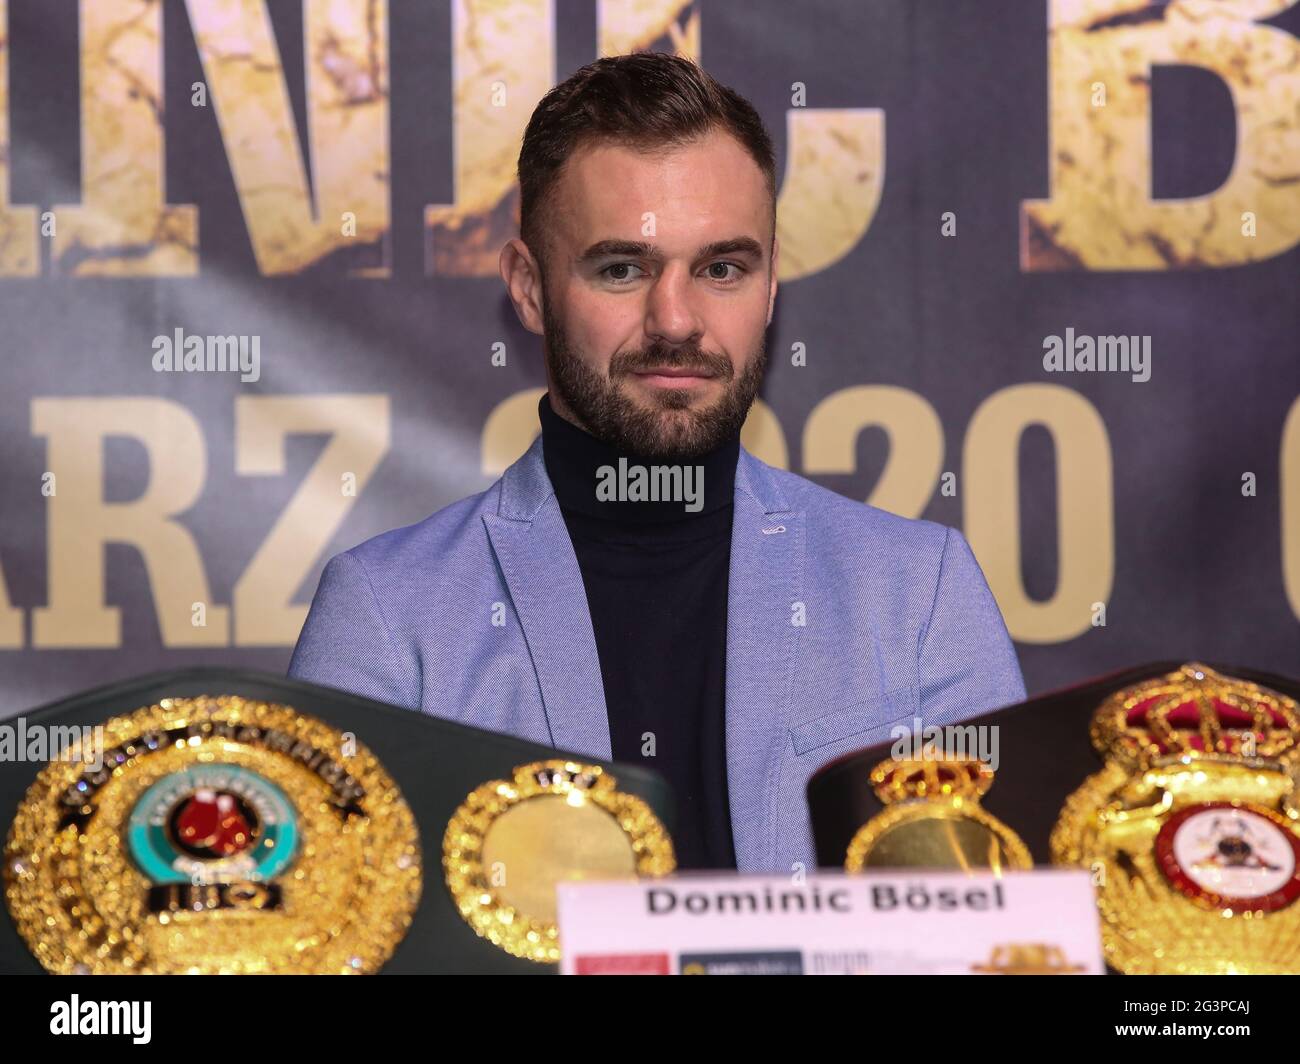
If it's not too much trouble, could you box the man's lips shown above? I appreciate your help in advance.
[631,366,719,385]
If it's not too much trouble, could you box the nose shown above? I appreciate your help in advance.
[643,262,704,347]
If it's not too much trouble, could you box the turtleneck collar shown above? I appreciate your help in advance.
[538,392,739,524]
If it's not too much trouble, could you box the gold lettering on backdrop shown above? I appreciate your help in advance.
[1023,0,1300,269]
[0,1,37,276]
[51,0,198,276]
[0,1,880,277]
[6,3,1296,275]
[30,399,230,648]
[597,0,699,59]
[234,396,390,645]
[962,384,1114,643]
[803,385,943,519]
[597,0,883,282]
[1283,397,1300,624]
[9,388,1292,646]
[426,0,554,276]
[481,387,545,476]
[430,0,880,279]
[186,0,391,275]
[482,385,1118,645]
[776,109,884,281]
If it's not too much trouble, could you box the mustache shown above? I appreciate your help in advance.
[609,343,734,379]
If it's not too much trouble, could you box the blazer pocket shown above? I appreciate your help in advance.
[788,685,919,757]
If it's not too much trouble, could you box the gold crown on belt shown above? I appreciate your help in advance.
[1091,662,1300,768]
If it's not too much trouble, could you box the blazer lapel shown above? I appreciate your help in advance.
[482,436,805,872]
[482,437,612,760]
[725,450,805,872]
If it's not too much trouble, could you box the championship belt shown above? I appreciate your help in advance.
[4,695,422,974]
[844,755,1032,872]
[1052,663,1300,974]
[443,760,675,963]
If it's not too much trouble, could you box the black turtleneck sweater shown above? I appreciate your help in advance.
[538,393,738,870]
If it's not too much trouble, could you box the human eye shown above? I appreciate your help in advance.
[599,262,647,285]
[701,261,746,285]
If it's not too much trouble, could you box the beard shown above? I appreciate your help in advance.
[541,296,768,461]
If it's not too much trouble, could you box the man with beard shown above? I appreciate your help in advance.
[289,52,1024,873]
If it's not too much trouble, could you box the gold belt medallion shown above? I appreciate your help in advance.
[1052,663,1300,974]
[443,760,675,963]
[844,754,1032,872]
[4,696,422,974]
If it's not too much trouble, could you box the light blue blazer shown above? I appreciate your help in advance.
[289,436,1026,872]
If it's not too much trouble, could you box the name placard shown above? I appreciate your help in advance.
[555,869,1103,975]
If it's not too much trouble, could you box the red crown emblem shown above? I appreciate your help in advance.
[1091,663,1300,767]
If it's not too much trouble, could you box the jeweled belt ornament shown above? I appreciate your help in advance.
[844,754,1032,872]
[443,760,675,963]
[4,696,421,974]
[1052,663,1300,974]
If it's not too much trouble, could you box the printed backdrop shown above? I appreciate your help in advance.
[0,0,1297,717]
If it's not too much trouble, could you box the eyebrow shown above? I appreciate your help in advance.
[576,237,766,265]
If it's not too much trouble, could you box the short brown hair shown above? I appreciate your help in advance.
[517,52,776,272]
